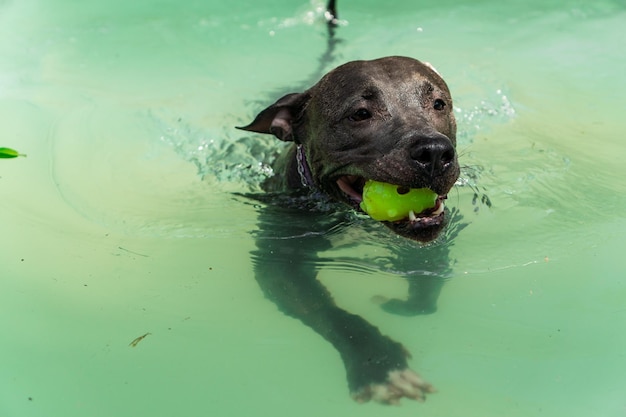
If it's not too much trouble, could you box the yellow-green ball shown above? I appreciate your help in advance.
[359,180,437,221]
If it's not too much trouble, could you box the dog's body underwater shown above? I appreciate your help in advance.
[239,56,460,404]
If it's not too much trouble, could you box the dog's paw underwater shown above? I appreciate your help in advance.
[352,369,436,405]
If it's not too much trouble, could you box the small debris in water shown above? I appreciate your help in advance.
[129,332,151,347]
[118,246,149,258]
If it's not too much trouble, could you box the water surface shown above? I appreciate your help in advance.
[1,0,625,416]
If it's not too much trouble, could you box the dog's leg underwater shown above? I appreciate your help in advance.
[251,206,435,403]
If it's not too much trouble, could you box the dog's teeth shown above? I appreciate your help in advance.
[408,210,417,221]
[433,202,445,216]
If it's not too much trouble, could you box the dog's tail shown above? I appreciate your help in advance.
[326,0,339,31]
[309,0,341,83]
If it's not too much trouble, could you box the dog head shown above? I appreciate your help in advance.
[239,56,460,242]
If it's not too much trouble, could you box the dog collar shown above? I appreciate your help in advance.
[296,145,315,188]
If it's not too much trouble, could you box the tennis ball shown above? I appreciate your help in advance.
[359,180,438,221]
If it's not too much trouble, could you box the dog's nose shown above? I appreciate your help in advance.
[409,134,456,177]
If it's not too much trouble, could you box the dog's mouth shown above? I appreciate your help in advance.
[336,175,449,242]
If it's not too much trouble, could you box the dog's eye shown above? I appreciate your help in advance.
[433,99,446,111]
[349,108,372,122]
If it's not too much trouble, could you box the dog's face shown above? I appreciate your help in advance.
[240,56,460,242]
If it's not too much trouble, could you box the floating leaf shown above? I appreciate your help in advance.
[0,147,26,158]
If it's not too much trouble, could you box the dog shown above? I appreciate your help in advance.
[238,56,460,404]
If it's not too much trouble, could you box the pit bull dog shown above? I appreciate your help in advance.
[238,56,460,404]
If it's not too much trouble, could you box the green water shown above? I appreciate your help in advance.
[1,0,625,416]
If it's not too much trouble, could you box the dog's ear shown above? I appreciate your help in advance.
[237,92,309,141]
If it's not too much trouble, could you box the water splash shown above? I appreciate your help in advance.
[455,87,516,145]
[156,113,286,192]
